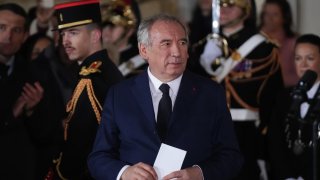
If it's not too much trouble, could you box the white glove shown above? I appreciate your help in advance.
[200,38,223,76]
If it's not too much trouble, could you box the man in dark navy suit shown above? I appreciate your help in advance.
[88,14,243,180]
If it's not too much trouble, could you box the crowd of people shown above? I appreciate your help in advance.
[0,0,319,179]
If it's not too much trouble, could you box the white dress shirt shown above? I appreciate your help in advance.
[147,68,182,121]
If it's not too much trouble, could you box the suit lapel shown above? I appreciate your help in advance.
[130,71,198,141]
[169,71,197,128]
[131,71,156,127]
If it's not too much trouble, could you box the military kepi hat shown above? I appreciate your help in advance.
[54,0,102,30]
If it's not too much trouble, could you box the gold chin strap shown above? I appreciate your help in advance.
[64,61,103,140]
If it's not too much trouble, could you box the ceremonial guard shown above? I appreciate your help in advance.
[100,0,145,78]
[188,0,283,179]
[47,0,123,179]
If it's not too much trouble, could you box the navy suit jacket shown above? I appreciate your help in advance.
[88,70,243,179]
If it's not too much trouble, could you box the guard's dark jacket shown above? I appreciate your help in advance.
[188,26,284,179]
[57,49,124,179]
[190,26,283,131]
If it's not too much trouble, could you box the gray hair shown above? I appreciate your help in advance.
[137,14,189,47]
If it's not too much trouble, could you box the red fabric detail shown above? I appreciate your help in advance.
[55,0,99,10]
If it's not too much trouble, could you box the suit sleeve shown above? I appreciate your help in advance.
[88,87,127,180]
[198,85,243,179]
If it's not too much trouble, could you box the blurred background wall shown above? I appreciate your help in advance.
[0,0,319,36]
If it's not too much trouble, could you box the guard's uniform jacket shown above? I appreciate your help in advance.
[54,49,123,179]
[224,27,283,128]
[189,26,284,179]
[190,27,283,127]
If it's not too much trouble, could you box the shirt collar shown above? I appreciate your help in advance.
[147,67,182,95]
[307,81,320,98]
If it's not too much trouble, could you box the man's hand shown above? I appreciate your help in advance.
[21,82,44,116]
[163,166,203,180]
[121,162,157,180]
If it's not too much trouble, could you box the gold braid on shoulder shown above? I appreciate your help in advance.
[225,48,280,110]
[64,61,103,140]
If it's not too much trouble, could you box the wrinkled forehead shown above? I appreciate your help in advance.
[150,20,186,37]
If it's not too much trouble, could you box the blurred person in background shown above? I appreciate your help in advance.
[259,0,299,87]
[0,3,39,180]
[100,0,145,78]
[267,34,320,180]
[20,20,78,179]
[20,33,53,61]
[188,0,257,54]
[188,0,284,179]
[29,0,56,37]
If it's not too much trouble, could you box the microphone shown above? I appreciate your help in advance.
[304,81,320,123]
[288,70,318,120]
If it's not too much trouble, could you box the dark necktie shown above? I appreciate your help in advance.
[157,83,172,142]
[0,63,9,79]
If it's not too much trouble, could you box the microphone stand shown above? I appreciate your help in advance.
[289,71,318,180]
[311,118,319,180]
[305,86,320,180]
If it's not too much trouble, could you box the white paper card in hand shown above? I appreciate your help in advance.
[153,143,187,179]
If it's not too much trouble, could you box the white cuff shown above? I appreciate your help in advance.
[116,165,130,180]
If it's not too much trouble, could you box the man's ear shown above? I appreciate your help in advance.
[138,43,148,61]
[91,29,102,44]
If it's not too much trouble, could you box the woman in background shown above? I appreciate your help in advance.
[259,0,299,87]
[20,33,53,61]
[267,34,320,179]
